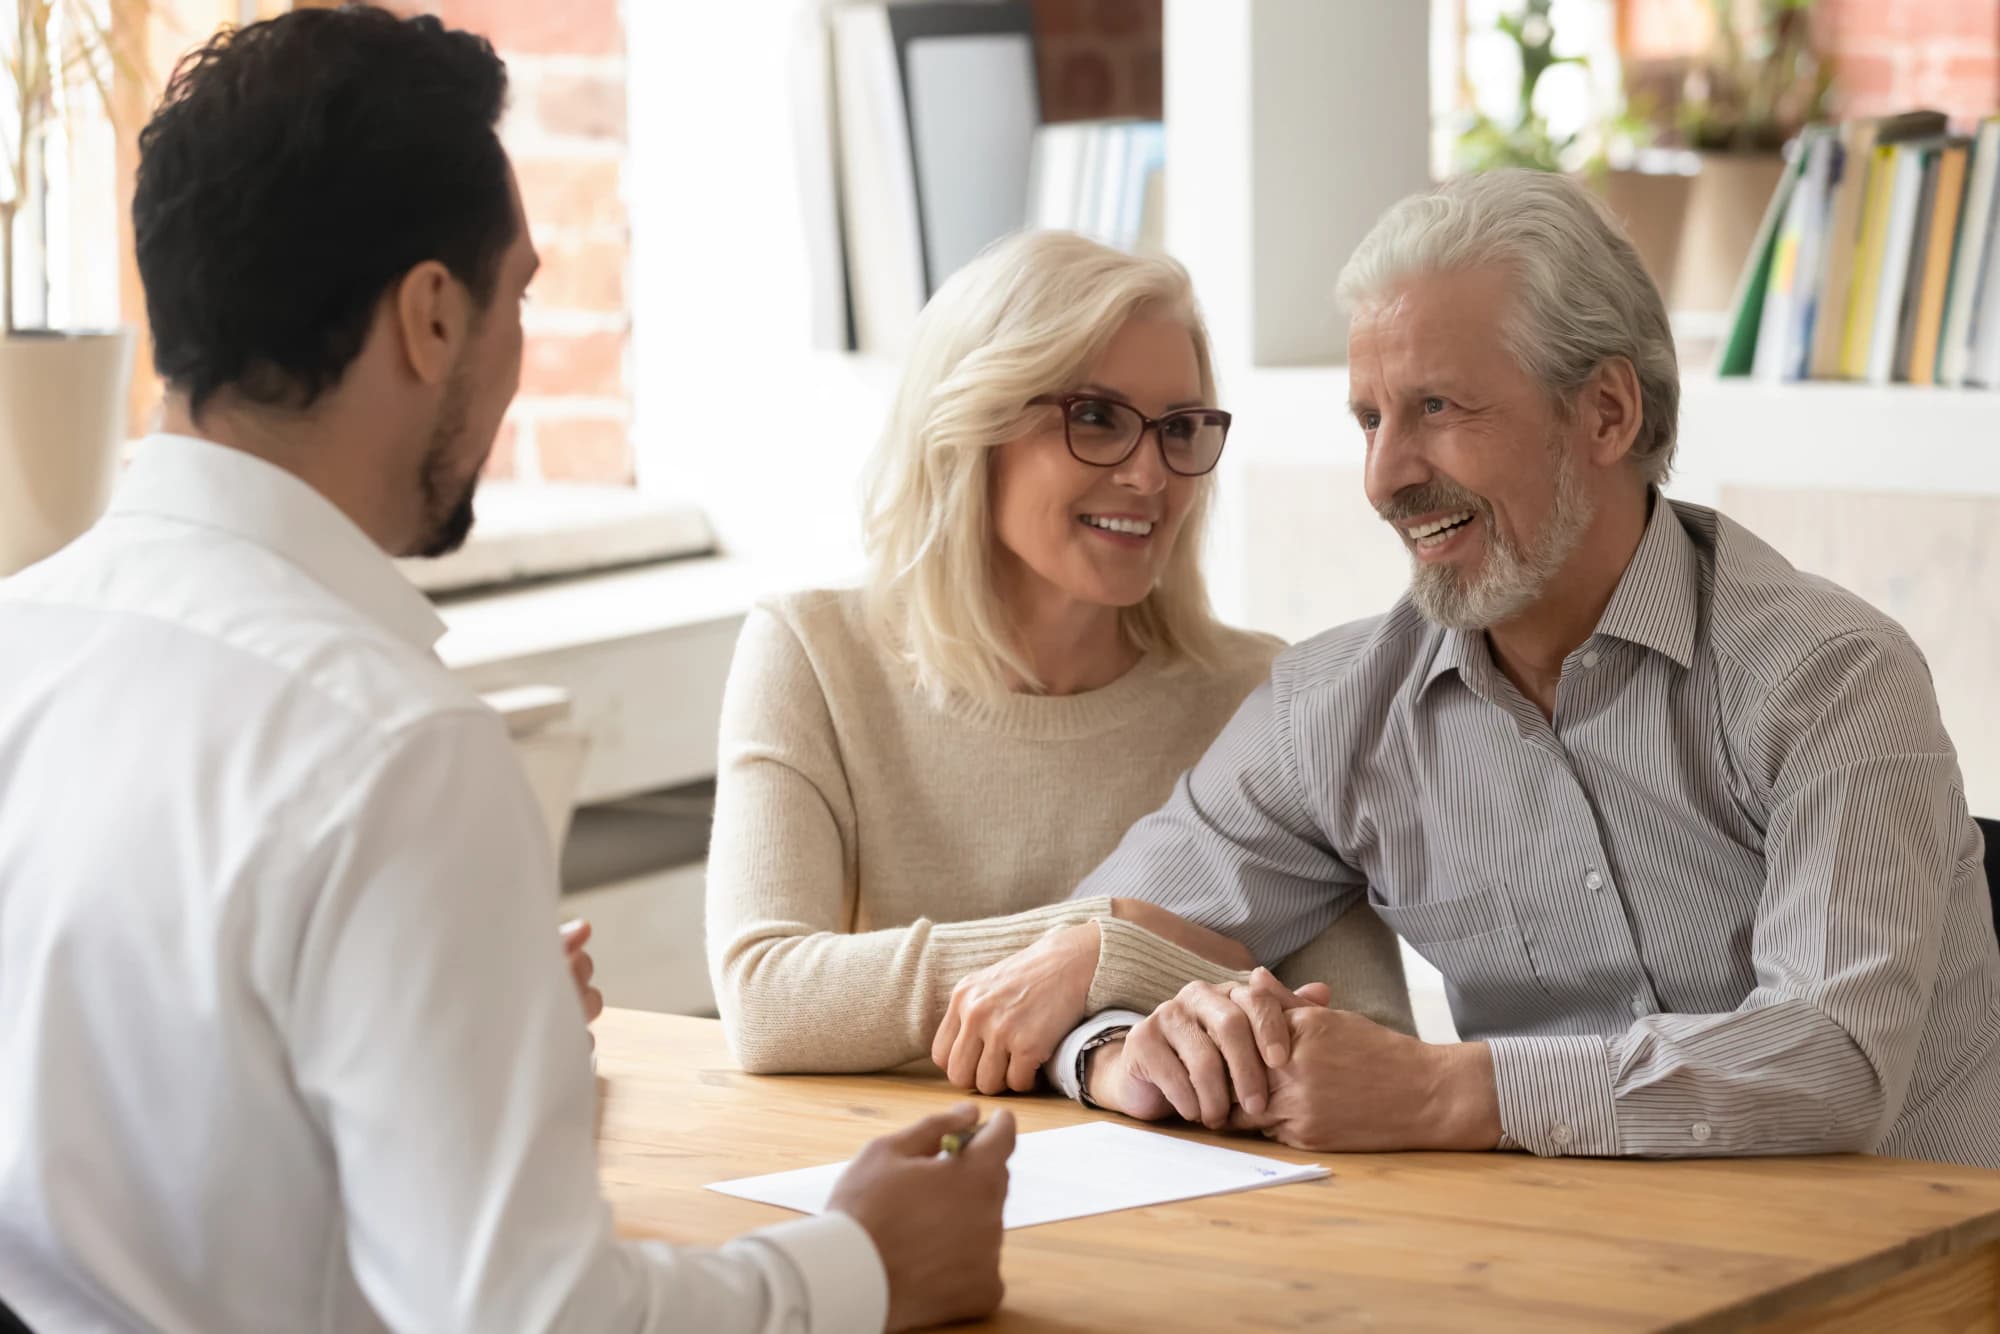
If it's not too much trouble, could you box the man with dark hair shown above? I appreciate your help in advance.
[0,8,1011,1332]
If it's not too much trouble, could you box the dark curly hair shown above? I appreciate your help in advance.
[133,4,514,418]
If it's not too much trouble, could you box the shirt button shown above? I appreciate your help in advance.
[1551,1124,1574,1149]
[1692,1122,1714,1144]
[1630,995,1649,1018]
[1581,650,1601,669]
[1584,869,1604,892]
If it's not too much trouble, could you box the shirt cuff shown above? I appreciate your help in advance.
[1046,1010,1148,1102]
[744,1213,888,1334]
[1488,1035,1620,1157]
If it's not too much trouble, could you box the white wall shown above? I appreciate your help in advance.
[626,0,881,583]
[1165,0,1431,367]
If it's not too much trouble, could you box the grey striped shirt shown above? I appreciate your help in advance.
[1069,497,2000,1168]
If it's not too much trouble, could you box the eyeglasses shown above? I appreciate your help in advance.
[1028,393,1232,478]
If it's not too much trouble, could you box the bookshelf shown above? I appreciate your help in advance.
[625,2,1997,555]
[1207,366,2000,499]
[1674,377,2000,500]
[1718,114,2000,388]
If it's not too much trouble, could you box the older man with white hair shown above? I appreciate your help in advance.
[954,168,2000,1169]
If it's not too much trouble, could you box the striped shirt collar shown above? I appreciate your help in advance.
[1420,490,1702,702]
[1592,491,1701,670]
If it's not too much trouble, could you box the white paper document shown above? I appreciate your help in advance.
[707,1121,1329,1230]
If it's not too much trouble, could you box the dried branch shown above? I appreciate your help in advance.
[3,0,156,334]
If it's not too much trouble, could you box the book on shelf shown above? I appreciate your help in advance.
[1866,138,1928,385]
[1802,112,1944,377]
[1905,139,1969,385]
[1941,120,2000,385]
[829,1,1038,353]
[1750,126,1837,382]
[1842,140,1903,378]
[1722,110,2000,388]
[1027,118,1165,254]
[830,4,925,355]
[791,3,851,352]
[1717,127,1811,378]
[1967,122,2000,387]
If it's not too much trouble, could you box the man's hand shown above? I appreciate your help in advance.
[1076,1037,1176,1122]
[1114,970,1331,1128]
[1229,1007,1503,1152]
[828,1103,1016,1332]
[560,918,603,1029]
[933,923,1100,1094]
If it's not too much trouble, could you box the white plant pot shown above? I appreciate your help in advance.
[0,328,136,576]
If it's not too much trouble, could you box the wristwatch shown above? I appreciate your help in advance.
[1074,1025,1133,1110]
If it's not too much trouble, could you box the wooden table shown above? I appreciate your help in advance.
[594,1009,2000,1332]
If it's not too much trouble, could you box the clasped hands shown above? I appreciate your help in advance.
[1084,970,1502,1152]
[930,922,1502,1153]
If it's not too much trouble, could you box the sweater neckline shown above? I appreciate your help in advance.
[934,650,1184,741]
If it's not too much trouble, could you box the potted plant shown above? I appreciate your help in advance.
[1607,0,1832,317]
[1455,0,1651,173]
[1454,0,1590,175]
[1452,2,1677,284]
[1677,0,1830,156]
[2,0,149,576]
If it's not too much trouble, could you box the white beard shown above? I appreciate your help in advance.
[1408,437,1595,631]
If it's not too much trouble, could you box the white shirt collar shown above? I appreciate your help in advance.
[109,432,447,652]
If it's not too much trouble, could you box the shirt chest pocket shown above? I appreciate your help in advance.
[1372,888,1554,1034]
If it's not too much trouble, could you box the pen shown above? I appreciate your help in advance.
[939,1121,984,1158]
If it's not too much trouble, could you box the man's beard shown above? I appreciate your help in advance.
[1380,432,1595,631]
[413,370,480,559]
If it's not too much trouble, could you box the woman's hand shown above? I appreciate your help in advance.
[932,923,1101,1094]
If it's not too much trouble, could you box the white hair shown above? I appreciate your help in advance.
[1336,169,1680,484]
[862,230,1227,704]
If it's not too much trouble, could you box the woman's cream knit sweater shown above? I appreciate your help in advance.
[705,588,1410,1073]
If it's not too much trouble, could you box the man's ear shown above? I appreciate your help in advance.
[1575,356,1643,469]
[392,260,469,387]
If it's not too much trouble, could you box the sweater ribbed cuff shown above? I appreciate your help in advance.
[1085,914,1253,1014]
[921,896,1116,1025]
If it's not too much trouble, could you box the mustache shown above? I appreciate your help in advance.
[1376,479,1488,525]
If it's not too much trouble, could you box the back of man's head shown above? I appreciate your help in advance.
[133,5,514,421]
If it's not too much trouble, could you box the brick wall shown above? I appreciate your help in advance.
[430,0,633,484]
[1624,0,2000,128]
[1030,0,1162,122]
[449,0,1165,480]
[1813,0,2000,124]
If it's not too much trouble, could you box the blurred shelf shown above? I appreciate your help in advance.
[1215,364,2000,500]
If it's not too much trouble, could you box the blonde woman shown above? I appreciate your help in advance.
[705,231,1410,1086]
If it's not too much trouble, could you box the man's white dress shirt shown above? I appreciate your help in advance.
[0,435,887,1332]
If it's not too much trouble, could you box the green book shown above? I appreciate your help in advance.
[1718,131,1823,376]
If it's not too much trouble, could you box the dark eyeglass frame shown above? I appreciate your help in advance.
[1028,392,1233,478]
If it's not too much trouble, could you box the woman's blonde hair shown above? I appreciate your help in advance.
[862,229,1227,704]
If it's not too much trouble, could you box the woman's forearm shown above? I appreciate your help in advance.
[1109,897,1256,969]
